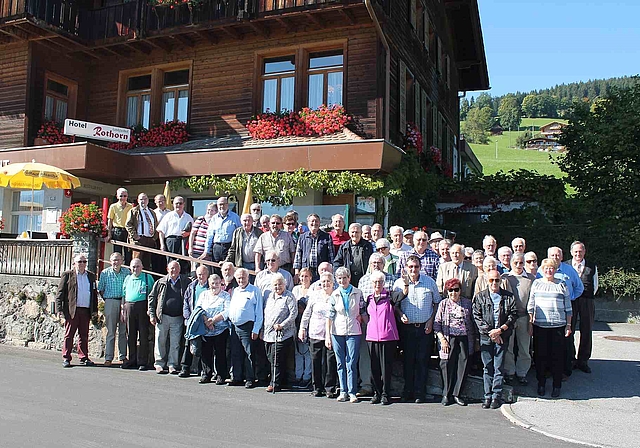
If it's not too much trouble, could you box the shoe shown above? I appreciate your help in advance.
[104,360,112,367]
[121,362,135,370]
[453,396,467,406]
[327,391,338,399]
[156,366,169,374]
[414,397,426,404]
[349,395,359,403]
[441,396,452,406]
[551,387,561,398]
[504,374,515,385]
[169,367,179,375]
[356,387,373,397]
[79,358,95,366]
[517,376,528,386]
[577,363,592,374]
[266,385,274,392]
[245,380,255,389]
[313,390,325,398]
[138,365,149,371]
[482,398,492,409]
[538,385,545,396]
[62,360,71,368]
[215,376,226,385]
[381,395,390,406]
[120,357,128,364]
[199,376,212,384]
[336,394,348,402]
[178,369,190,378]
[490,398,503,409]
[228,380,244,386]
[370,394,381,405]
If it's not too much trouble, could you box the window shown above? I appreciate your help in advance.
[262,56,295,113]
[162,69,190,123]
[11,190,44,234]
[43,73,77,124]
[126,74,151,128]
[308,50,343,109]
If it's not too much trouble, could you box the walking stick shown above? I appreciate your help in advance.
[272,329,282,394]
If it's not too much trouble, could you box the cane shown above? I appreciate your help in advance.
[272,329,282,394]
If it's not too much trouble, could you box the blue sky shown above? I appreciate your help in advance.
[472,0,640,97]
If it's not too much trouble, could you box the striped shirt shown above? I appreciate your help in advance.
[528,278,572,328]
[190,216,211,257]
[98,266,131,299]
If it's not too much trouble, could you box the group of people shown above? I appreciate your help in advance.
[56,192,598,408]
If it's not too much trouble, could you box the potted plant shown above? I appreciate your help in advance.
[59,202,107,273]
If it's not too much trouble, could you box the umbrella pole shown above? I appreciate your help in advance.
[30,177,34,238]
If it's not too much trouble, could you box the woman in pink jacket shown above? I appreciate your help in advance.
[365,271,400,405]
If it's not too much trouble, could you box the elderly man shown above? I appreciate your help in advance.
[153,194,170,223]
[250,203,262,224]
[511,237,526,254]
[362,225,373,242]
[524,251,539,277]
[393,255,442,403]
[293,213,334,282]
[56,254,98,368]
[565,241,598,374]
[125,192,158,270]
[483,235,497,258]
[254,214,296,274]
[436,243,478,299]
[429,232,444,253]
[157,196,194,274]
[284,211,304,245]
[97,252,131,366]
[403,229,414,247]
[220,261,238,293]
[549,247,584,302]
[228,268,264,388]
[121,258,154,370]
[226,213,262,272]
[438,239,452,264]
[255,250,294,296]
[389,226,411,257]
[497,246,513,274]
[333,223,374,287]
[473,269,517,409]
[107,188,133,264]
[396,230,440,280]
[259,215,270,233]
[310,262,335,291]
[375,238,399,276]
[201,197,241,271]
[503,253,534,385]
[371,223,384,243]
[148,260,191,375]
[178,265,210,377]
[152,194,170,273]
[329,214,349,253]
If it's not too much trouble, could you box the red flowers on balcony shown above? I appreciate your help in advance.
[108,121,189,150]
[36,121,73,145]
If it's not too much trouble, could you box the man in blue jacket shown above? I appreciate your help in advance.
[293,213,334,282]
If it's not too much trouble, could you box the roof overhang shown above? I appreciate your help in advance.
[459,138,483,174]
[0,140,403,185]
[444,0,490,91]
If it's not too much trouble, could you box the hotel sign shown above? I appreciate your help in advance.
[64,119,131,144]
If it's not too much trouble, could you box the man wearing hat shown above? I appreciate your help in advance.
[375,238,399,276]
[403,229,414,248]
[429,232,444,253]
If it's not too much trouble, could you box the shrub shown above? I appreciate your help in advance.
[598,269,640,301]
[35,292,47,306]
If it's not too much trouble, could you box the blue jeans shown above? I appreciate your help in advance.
[332,334,360,396]
[480,335,509,400]
[230,321,255,382]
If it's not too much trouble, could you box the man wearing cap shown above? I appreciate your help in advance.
[403,229,414,248]
[293,213,334,282]
[107,188,133,264]
[396,230,440,280]
[436,243,478,299]
[389,226,411,257]
[374,238,399,276]
[429,232,444,253]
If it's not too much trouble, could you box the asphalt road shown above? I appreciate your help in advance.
[0,345,578,448]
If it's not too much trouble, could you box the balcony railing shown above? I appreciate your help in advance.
[1,0,79,34]
[0,239,73,278]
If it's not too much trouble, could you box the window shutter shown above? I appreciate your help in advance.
[423,11,430,52]
[421,89,428,152]
[399,60,407,135]
[438,112,444,150]
[446,55,451,87]
[414,81,421,127]
[432,104,438,147]
[437,37,443,75]
[410,0,417,29]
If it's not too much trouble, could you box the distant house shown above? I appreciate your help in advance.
[540,121,566,138]
[490,123,504,135]
[524,137,563,151]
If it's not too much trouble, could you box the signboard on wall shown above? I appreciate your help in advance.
[356,196,376,214]
[63,119,131,144]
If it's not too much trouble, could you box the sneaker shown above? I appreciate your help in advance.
[62,360,71,368]
[336,394,348,402]
[169,367,179,375]
[481,398,491,409]
[370,394,381,405]
[138,365,149,371]
[104,360,112,367]
[349,395,359,403]
[245,380,255,389]
[490,398,503,409]
[199,376,212,384]
[215,376,226,385]
[381,395,390,406]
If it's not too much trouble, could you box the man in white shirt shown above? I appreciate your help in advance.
[157,196,193,274]
[389,225,411,257]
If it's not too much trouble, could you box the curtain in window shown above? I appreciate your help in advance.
[126,96,138,127]
[44,96,54,121]
[163,91,175,122]
[55,100,68,123]
[262,79,277,112]
[308,73,324,110]
[280,76,294,112]
[142,94,151,129]
[177,90,189,122]
[327,72,343,107]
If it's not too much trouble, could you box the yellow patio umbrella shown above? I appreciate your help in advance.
[0,160,81,234]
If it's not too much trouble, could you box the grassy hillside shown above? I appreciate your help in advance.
[465,118,568,177]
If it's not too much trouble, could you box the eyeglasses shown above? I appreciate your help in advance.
[77,260,87,263]
[265,259,277,262]
[526,260,537,264]
[406,265,420,269]
[377,247,388,251]
[514,261,524,265]
[488,278,500,283]
[447,287,460,292]
[285,222,296,226]
[270,222,281,225]
[415,238,428,242]
[119,195,128,198]
[175,202,184,205]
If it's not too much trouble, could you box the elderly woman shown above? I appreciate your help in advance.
[365,271,399,406]
[472,249,485,274]
[263,273,298,392]
[528,258,572,398]
[474,256,512,295]
[189,201,217,271]
[299,272,338,398]
[197,274,231,384]
[434,278,476,406]
[292,267,313,389]
[326,266,367,403]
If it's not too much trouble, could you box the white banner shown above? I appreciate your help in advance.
[63,119,131,144]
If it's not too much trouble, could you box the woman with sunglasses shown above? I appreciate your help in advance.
[434,278,476,406]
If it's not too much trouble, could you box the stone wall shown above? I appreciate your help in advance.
[595,297,640,324]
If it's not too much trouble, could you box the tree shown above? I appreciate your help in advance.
[497,95,522,130]
[557,83,640,269]
[460,97,470,121]
[462,106,492,144]
[474,93,494,114]
[521,94,539,117]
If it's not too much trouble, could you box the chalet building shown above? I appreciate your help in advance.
[539,121,566,138]
[0,0,488,234]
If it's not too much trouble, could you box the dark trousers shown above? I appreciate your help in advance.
[132,236,156,270]
[480,335,508,400]
[309,338,337,393]
[253,336,271,382]
[111,227,131,265]
[165,236,189,274]
[152,239,167,275]
[62,307,91,361]
[534,325,565,389]
[569,296,595,365]
[230,321,256,382]
[201,330,229,380]
[400,323,433,398]
[266,336,294,388]
[212,243,231,276]
[180,342,200,374]
[440,335,469,399]
[125,301,150,367]
[368,340,395,398]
